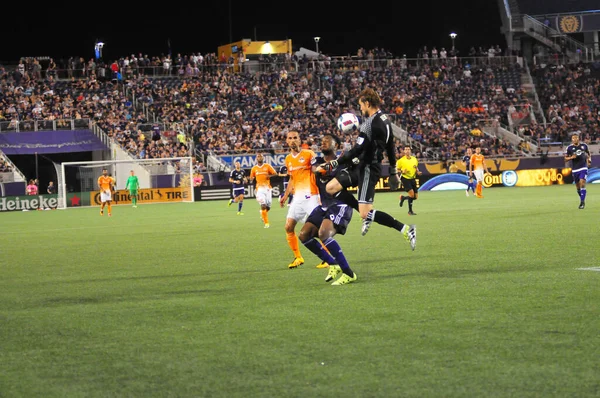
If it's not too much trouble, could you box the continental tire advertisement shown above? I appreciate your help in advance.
[417,168,594,191]
[89,188,191,205]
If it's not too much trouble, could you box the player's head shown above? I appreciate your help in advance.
[475,147,481,154]
[358,88,382,117]
[571,133,580,145]
[102,168,108,176]
[321,133,341,156]
[130,170,135,176]
[403,145,412,157]
[234,161,241,170]
[466,147,473,155]
[256,153,264,166]
[286,130,301,152]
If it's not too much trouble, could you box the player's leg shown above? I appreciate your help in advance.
[107,200,112,216]
[130,190,137,207]
[299,207,337,268]
[236,192,244,215]
[320,205,355,284]
[578,172,587,209]
[474,170,484,197]
[405,180,418,215]
[326,169,359,211]
[284,215,303,268]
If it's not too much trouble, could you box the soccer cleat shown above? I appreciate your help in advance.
[361,218,372,236]
[476,194,484,199]
[108,213,112,217]
[264,223,270,228]
[465,191,469,197]
[399,195,405,207]
[408,211,417,216]
[316,261,329,269]
[404,224,417,251]
[228,199,233,207]
[132,205,137,208]
[331,272,357,285]
[325,265,342,282]
[579,202,585,209]
[237,211,244,215]
[100,210,103,216]
[288,257,305,269]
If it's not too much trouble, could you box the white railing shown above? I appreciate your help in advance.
[0,118,92,133]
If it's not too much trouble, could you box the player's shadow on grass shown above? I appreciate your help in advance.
[55,273,200,284]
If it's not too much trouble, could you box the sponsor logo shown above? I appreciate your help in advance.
[501,170,518,187]
[559,16,580,33]
[0,195,58,211]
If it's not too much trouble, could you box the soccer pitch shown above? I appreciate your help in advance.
[1,185,599,397]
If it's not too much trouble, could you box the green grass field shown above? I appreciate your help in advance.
[1,185,599,397]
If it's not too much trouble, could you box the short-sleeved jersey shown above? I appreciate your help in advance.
[470,154,486,171]
[285,149,319,197]
[566,143,590,171]
[462,154,471,171]
[98,175,113,191]
[396,156,419,179]
[126,176,139,191]
[250,163,277,189]
[312,156,346,208]
[229,169,246,189]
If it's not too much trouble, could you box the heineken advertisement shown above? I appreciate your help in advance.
[0,195,59,211]
[0,193,90,212]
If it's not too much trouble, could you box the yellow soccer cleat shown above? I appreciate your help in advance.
[316,261,329,269]
[264,223,270,228]
[288,257,304,269]
[325,265,342,282]
[237,211,244,215]
[331,272,357,285]
[228,199,233,207]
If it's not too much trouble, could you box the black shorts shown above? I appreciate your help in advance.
[305,203,353,235]
[336,166,360,190]
[401,177,418,193]
[355,164,380,204]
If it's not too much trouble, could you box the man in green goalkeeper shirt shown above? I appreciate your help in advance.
[125,170,140,208]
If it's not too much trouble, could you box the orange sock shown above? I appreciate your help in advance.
[286,232,301,258]
[261,209,269,224]
[107,203,112,214]
[476,183,482,196]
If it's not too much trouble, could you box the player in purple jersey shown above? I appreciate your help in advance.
[297,133,358,285]
[564,133,591,209]
[462,147,475,196]
[228,161,247,215]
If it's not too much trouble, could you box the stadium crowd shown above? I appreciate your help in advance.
[1,48,598,168]
[530,62,600,144]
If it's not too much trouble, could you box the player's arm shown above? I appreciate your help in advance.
[248,168,256,184]
[125,179,129,190]
[414,159,422,176]
[336,131,368,166]
[564,147,575,162]
[586,147,592,166]
[469,155,475,173]
[279,173,294,207]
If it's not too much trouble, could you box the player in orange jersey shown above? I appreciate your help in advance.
[279,130,324,269]
[249,153,277,228]
[469,146,491,198]
[97,168,114,216]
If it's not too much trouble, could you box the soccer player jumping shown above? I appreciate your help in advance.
[321,88,416,250]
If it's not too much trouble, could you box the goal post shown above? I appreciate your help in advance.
[57,157,194,209]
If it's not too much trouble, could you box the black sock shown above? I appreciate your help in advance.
[371,209,404,232]
[335,190,359,211]
[408,198,413,212]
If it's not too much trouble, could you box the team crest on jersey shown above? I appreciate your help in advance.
[299,157,305,163]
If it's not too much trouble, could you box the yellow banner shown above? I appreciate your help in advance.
[90,188,190,205]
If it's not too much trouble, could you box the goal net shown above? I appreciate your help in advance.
[57,157,194,209]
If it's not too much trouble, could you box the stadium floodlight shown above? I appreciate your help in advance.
[95,40,105,60]
[57,157,195,209]
[314,36,320,54]
[449,32,457,50]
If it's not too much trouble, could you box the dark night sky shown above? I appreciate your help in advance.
[1,0,504,64]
